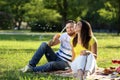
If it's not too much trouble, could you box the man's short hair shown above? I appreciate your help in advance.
[66,20,76,24]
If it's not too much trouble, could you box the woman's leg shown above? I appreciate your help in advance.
[76,69,84,80]
[71,54,96,79]
[83,70,91,80]
[71,56,87,73]
[85,53,96,74]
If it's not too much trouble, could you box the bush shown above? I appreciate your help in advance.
[30,21,62,32]
[0,12,13,30]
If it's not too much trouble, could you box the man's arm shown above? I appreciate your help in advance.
[48,34,60,46]
[48,39,60,46]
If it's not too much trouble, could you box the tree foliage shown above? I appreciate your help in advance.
[23,0,61,23]
[0,0,30,30]
[0,0,119,34]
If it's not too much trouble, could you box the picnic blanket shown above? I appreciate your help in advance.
[88,68,120,80]
[38,68,120,80]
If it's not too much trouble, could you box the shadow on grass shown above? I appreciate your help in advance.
[0,70,73,80]
[99,46,120,49]
[94,32,119,36]
[0,49,36,54]
[106,46,120,49]
[0,34,53,41]
[0,48,59,54]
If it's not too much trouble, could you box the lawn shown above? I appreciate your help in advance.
[0,32,120,80]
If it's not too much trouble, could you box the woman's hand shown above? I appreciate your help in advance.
[80,50,91,56]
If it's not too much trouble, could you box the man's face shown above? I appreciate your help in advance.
[66,23,75,36]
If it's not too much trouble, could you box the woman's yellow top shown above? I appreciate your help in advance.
[71,36,97,57]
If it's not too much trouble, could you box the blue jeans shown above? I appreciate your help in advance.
[29,42,70,72]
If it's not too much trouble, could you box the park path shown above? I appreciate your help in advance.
[0,31,55,35]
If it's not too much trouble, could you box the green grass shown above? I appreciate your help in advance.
[0,32,120,80]
[94,33,120,67]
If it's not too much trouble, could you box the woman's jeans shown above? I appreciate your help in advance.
[29,42,70,72]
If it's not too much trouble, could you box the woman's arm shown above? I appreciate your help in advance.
[70,43,75,61]
[71,46,75,61]
[91,41,97,59]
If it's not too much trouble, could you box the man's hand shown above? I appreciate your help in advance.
[48,33,60,46]
[52,33,60,42]
[48,39,54,46]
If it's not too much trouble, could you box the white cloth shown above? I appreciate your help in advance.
[56,33,72,63]
[70,53,96,74]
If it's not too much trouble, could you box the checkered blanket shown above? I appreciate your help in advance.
[38,68,120,80]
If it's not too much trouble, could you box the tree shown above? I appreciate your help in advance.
[0,12,13,29]
[43,0,68,27]
[0,0,30,30]
[108,0,120,35]
[83,0,119,34]
[23,0,61,32]
[43,0,90,28]
[0,1,14,29]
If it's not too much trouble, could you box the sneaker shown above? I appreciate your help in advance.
[19,65,33,73]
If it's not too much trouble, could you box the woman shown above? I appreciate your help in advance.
[70,20,98,80]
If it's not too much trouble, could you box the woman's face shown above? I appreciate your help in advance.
[74,21,82,33]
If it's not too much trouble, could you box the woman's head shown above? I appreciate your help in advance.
[73,20,93,49]
[74,20,93,36]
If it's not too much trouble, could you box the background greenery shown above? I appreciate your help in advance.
[0,32,120,80]
[0,0,120,34]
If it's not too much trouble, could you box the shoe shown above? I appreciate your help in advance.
[19,65,33,73]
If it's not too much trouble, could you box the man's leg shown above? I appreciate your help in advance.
[20,42,57,73]
[33,61,70,72]
[29,42,57,67]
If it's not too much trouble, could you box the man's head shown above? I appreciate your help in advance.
[65,20,75,36]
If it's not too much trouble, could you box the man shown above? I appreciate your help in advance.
[20,20,75,73]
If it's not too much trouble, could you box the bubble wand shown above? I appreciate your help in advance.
[48,26,66,46]
[60,26,66,34]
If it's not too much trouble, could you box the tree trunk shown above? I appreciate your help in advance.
[57,0,68,28]
[17,20,22,30]
[62,0,67,28]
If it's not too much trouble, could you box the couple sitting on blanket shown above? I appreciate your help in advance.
[20,20,98,80]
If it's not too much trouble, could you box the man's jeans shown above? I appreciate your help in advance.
[29,42,70,72]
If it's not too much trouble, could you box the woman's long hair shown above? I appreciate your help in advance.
[73,20,93,49]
